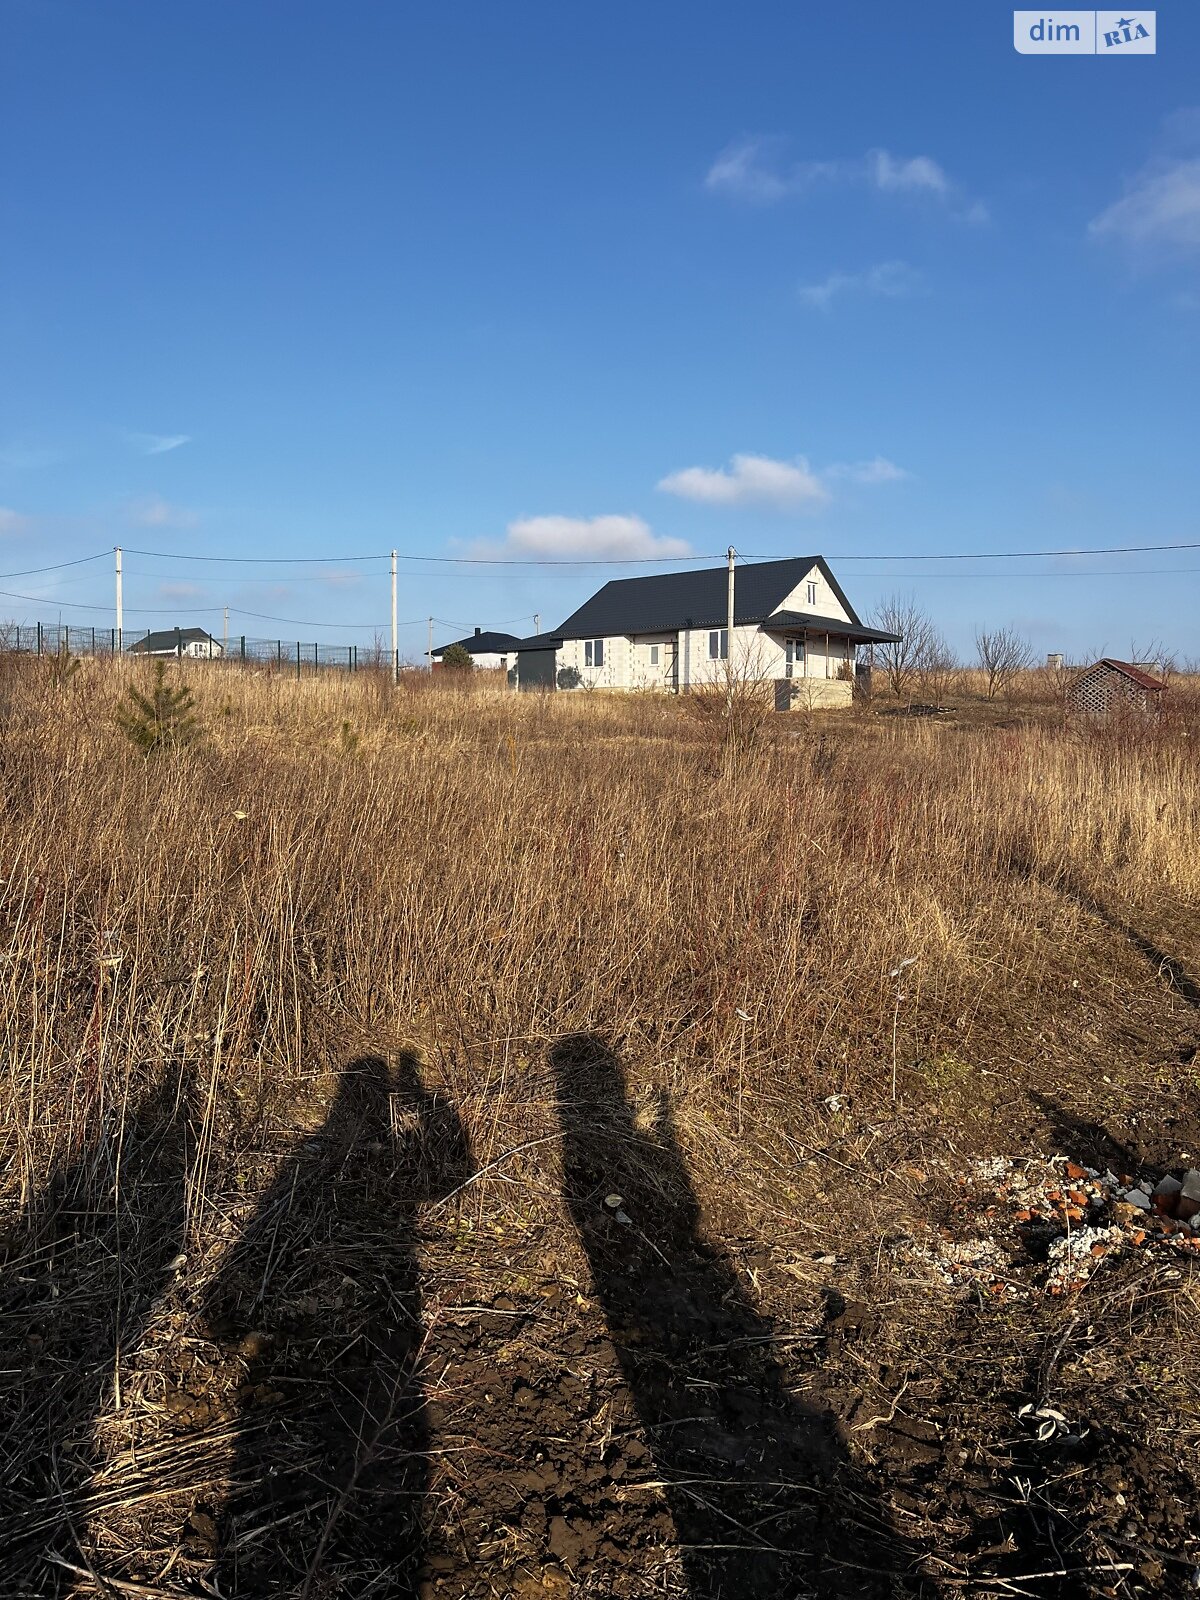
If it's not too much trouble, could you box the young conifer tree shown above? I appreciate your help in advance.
[117,661,201,753]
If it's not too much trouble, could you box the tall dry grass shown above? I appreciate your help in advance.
[4,652,1200,1588]
[1,652,1198,1199]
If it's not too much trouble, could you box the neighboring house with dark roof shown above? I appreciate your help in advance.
[430,627,523,673]
[1068,658,1166,718]
[515,556,898,704]
[126,627,224,659]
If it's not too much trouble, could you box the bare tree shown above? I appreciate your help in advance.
[916,628,958,706]
[870,595,936,698]
[975,626,1033,699]
[1128,639,1174,679]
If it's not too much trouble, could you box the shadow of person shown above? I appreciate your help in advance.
[205,1053,472,1597]
[1009,849,1200,1012]
[0,1071,193,1594]
[551,1035,915,1600]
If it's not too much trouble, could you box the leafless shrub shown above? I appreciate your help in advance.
[976,627,1033,700]
[870,595,936,698]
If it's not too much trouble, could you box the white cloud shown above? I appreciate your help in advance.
[705,139,984,219]
[798,259,921,310]
[705,137,788,203]
[126,431,192,456]
[869,149,948,196]
[658,453,830,511]
[1090,157,1200,255]
[488,514,691,562]
[705,137,836,203]
[126,495,199,529]
[826,457,913,484]
[0,507,29,535]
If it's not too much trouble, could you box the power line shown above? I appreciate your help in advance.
[0,551,111,580]
[838,565,1200,580]
[123,568,391,584]
[811,540,1200,562]
[228,606,416,630]
[0,586,414,631]
[121,537,1200,569]
[123,547,390,565]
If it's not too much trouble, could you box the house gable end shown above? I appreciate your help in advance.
[773,560,857,625]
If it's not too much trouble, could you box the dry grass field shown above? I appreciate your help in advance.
[2,655,1199,1599]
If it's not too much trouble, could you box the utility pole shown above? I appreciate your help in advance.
[223,605,229,655]
[725,545,736,713]
[390,549,398,684]
[115,546,123,653]
[427,616,433,671]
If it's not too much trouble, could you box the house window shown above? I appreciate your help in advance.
[584,639,604,668]
[649,644,659,665]
[708,629,728,660]
[785,638,805,679]
[806,581,817,606]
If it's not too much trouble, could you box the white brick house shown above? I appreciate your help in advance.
[515,556,898,703]
[126,627,224,659]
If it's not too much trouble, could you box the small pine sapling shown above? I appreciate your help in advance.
[117,661,201,753]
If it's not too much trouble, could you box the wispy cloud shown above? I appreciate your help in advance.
[706,138,987,220]
[868,149,948,196]
[320,570,363,590]
[126,431,192,456]
[1090,157,1200,257]
[125,495,199,530]
[705,137,837,203]
[798,260,921,311]
[1090,110,1200,262]
[658,451,911,509]
[477,515,691,562]
[825,457,913,485]
[658,454,830,511]
[0,507,30,536]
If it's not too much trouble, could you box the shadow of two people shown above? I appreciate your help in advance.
[4,1045,917,1599]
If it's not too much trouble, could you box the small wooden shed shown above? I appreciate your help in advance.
[1067,658,1165,717]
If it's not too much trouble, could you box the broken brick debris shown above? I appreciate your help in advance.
[911,1157,1200,1297]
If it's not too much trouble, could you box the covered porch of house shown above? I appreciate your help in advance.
[763,612,902,708]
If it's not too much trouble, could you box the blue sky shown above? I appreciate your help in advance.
[2,1,1198,660]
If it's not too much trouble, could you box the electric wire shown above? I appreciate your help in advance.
[121,538,1200,567]
[0,551,111,580]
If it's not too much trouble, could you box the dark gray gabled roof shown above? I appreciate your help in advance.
[765,611,901,644]
[552,556,860,639]
[126,627,220,653]
[514,630,564,651]
[431,630,524,658]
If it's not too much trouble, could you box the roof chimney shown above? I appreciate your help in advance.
[475,626,481,636]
